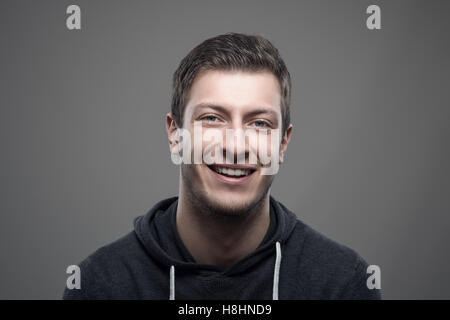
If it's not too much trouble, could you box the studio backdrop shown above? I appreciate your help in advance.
[1,0,449,299]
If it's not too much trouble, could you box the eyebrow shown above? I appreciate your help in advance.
[194,103,279,118]
[194,103,229,115]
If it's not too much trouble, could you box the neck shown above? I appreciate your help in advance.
[176,186,271,269]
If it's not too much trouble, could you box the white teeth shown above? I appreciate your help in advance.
[213,166,251,177]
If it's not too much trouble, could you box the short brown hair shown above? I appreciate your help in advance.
[171,33,291,135]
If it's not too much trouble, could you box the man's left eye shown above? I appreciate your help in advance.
[203,115,219,122]
[253,120,269,128]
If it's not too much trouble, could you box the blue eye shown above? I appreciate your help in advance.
[254,120,269,128]
[203,115,219,122]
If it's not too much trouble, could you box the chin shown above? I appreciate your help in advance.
[181,163,273,218]
[204,194,257,216]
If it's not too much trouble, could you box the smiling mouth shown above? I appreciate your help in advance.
[207,164,256,178]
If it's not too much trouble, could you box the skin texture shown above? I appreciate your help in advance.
[166,70,293,268]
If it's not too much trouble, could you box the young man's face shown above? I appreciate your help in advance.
[167,70,292,216]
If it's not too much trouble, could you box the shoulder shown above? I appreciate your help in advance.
[63,231,148,299]
[82,231,145,270]
[299,221,362,270]
[285,220,381,299]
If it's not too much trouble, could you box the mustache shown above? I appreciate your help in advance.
[201,141,260,165]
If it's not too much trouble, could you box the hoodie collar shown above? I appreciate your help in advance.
[133,196,298,276]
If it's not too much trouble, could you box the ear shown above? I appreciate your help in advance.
[279,124,293,163]
[166,112,180,155]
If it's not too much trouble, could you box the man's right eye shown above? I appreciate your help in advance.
[202,115,219,122]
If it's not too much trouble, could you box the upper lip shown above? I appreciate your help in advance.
[208,164,257,170]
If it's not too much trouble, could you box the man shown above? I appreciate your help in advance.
[63,33,381,300]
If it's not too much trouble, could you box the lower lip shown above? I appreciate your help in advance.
[208,167,255,185]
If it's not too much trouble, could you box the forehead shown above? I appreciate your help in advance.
[184,70,281,119]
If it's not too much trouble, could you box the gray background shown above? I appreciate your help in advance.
[1,0,449,299]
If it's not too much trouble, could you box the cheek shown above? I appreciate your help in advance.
[258,172,275,187]
[200,128,225,164]
[254,131,280,163]
[202,129,223,151]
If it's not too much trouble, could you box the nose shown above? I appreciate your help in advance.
[222,125,251,164]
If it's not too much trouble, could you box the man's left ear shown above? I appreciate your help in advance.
[279,124,293,163]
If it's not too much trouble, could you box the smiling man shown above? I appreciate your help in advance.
[63,33,381,300]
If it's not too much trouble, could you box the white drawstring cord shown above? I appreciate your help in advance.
[272,241,282,300]
[169,265,175,300]
[169,242,282,300]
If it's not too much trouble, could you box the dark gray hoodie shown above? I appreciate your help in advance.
[63,196,381,300]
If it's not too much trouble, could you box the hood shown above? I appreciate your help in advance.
[133,196,298,299]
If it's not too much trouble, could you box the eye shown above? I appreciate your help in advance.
[252,120,270,128]
[202,115,220,122]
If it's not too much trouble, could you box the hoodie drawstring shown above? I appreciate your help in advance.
[169,265,175,300]
[168,241,282,300]
[272,241,282,300]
